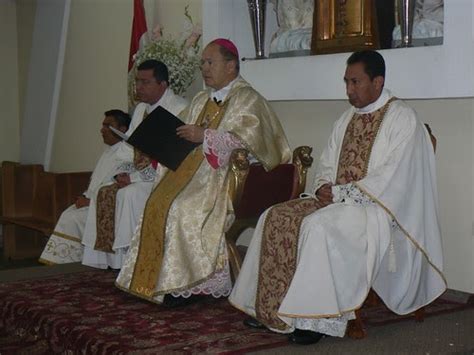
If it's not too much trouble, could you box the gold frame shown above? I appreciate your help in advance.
[311,0,380,55]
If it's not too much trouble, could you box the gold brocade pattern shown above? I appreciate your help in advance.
[255,99,396,330]
[95,184,120,253]
[116,78,290,301]
[255,198,331,330]
[336,97,395,184]
[129,100,227,298]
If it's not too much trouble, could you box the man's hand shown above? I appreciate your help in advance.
[115,173,131,188]
[176,124,205,143]
[75,195,90,208]
[316,183,333,204]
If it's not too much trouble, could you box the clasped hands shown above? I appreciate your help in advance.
[75,195,90,208]
[316,183,334,204]
[176,124,205,143]
[115,173,131,188]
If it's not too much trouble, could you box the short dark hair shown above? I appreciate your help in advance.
[347,50,385,80]
[104,109,131,129]
[218,46,240,73]
[137,60,170,85]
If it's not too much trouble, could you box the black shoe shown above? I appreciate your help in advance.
[243,317,267,329]
[288,329,324,345]
[163,294,196,308]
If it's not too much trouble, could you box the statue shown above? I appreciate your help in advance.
[269,0,314,55]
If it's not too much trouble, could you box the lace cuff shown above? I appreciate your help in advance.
[203,129,244,168]
[116,162,156,183]
[332,183,374,206]
[136,165,156,182]
[116,162,136,175]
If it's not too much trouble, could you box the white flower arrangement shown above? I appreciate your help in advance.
[128,7,201,106]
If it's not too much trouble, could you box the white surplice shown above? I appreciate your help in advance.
[81,88,188,269]
[39,142,131,265]
[229,89,447,337]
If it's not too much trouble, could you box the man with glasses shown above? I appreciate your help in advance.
[82,60,188,270]
[116,39,291,307]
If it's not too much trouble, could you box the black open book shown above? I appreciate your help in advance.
[114,106,200,171]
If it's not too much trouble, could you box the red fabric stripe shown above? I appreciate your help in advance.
[128,0,147,71]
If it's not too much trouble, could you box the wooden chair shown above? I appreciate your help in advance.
[347,123,437,339]
[0,161,91,259]
[226,146,314,281]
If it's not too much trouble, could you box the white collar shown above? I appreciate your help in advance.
[210,77,239,103]
[355,88,392,114]
[146,88,170,113]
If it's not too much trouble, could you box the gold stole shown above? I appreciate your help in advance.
[335,97,395,184]
[129,99,228,298]
[94,184,120,252]
[255,98,396,330]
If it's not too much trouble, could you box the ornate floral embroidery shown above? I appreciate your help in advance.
[336,111,384,185]
[95,184,120,253]
[256,198,331,331]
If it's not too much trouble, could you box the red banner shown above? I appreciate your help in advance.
[128,0,148,71]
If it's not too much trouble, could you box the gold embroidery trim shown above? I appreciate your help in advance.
[94,184,120,253]
[51,231,81,243]
[354,181,448,287]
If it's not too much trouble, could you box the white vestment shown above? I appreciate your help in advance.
[81,89,188,269]
[39,142,131,265]
[229,90,446,337]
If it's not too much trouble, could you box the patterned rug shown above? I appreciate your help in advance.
[0,270,472,354]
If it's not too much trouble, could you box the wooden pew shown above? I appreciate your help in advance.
[0,161,91,260]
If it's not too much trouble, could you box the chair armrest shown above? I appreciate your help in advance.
[228,149,250,212]
[292,146,314,197]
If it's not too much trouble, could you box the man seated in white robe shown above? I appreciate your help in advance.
[229,50,447,345]
[81,60,188,269]
[39,110,131,265]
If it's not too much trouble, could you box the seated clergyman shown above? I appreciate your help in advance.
[115,38,291,306]
[81,60,188,270]
[39,110,131,265]
[229,50,446,345]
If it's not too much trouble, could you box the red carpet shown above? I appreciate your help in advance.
[0,270,287,354]
[0,270,472,354]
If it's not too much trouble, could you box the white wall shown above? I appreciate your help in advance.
[16,0,37,127]
[0,0,20,163]
[50,0,132,172]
